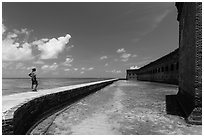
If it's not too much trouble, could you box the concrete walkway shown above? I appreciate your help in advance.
[2,79,117,113]
[30,80,202,135]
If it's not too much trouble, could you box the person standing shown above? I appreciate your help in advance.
[28,68,38,91]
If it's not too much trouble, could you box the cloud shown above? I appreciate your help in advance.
[117,48,126,53]
[64,68,70,71]
[88,67,94,70]
[132,54,137,58]
[121,53,131,59]
[106,70,122,74]
[80,67,94,71]
[130,66,140,69]
[3,40,33,61]
[62,57,74,66]
[141,9,171,36]
[41,62,58,71]
[154,9,170,23]
[2,25,34,61]
[115,48,137,62]
[105,63,109,66]
[32,38,49,45]
[100,56,108,60]
[80,71,84,74]
[13,28,31,35]
[121,53,132,62]
[36,34,71,59]
[74,68,78,71]
[2,24,6,34]
[66,45,74,51]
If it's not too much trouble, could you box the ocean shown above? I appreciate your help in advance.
[2,78,109,96]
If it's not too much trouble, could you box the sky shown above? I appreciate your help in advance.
[2,2,179,78]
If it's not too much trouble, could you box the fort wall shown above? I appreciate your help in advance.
[176,2,202,124]
[126,2,202,124]
[2,79,118,135]
[127,49,179,85]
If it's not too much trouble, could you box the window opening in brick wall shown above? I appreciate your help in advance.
[165,65,169,72]
[171,64,174,71]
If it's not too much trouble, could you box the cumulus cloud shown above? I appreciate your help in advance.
[121,53,131,59]
[130,66,140,69]
[2,25,34,61]
[64,68,70,71]
[115,47,137,62]
[88,67,94,70]
[74,68,78,71]
[3,40,33,61]
[62,57,74,66]
[32,38,49,45]
[100,56,108,60]
[36,34,71,59]
[2,24,6,34]
[117,48,126,53]
[3,24,72,63]
[41,62,58,71]
[13,28,31,35]
[105,63,109,66]
[121,53,132,62]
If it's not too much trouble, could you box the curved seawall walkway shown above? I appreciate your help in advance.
[2,79,118,134]
[31,80,202,135]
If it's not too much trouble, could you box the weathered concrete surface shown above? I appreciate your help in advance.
[30,80,202,135]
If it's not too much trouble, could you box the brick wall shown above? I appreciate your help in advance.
[176,2,202,124]
[127,49,179,85]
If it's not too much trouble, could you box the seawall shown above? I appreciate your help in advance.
[2,79,118,135]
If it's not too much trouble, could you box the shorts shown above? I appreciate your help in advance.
[32,80,38,85]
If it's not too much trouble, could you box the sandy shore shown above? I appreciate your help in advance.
[30,80,202,135]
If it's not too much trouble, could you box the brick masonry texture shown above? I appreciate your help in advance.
[2,79,118,135]
[176,2,202,124]
[126,49,179,85]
